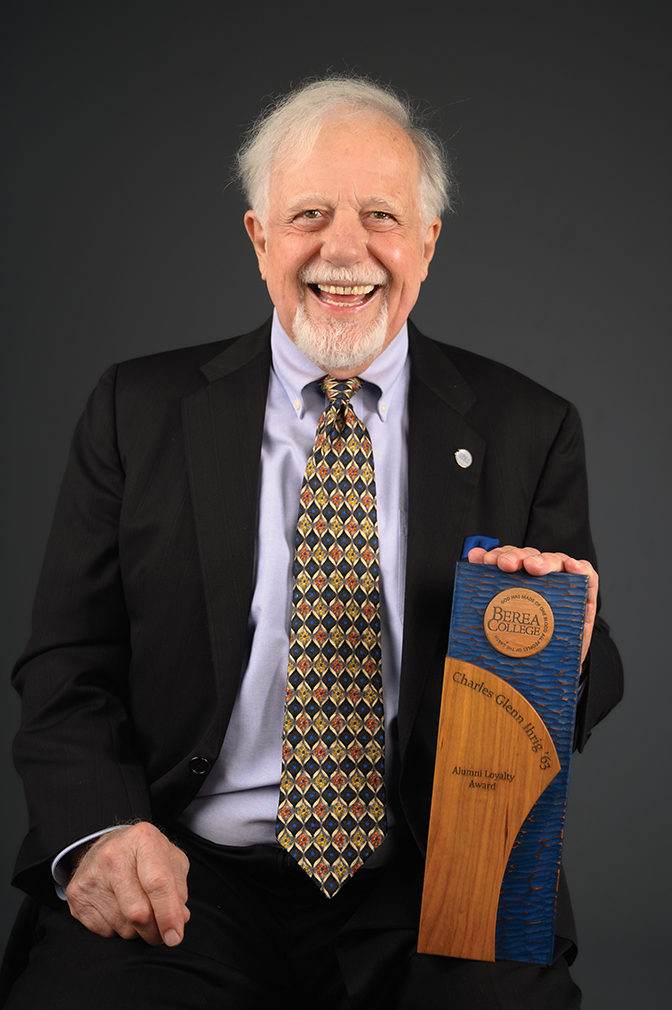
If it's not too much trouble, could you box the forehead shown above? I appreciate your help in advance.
[269,113,422,208]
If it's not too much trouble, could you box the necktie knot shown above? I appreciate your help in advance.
[320,377,362,433]
[320,376,362,408]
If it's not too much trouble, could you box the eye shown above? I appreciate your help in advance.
[367,210,398,226]
[292,209,325,228]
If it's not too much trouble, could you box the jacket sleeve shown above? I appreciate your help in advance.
[520,399,624,748]
[11,365,152,902]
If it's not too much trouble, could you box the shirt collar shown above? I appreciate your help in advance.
[270,309,409,423]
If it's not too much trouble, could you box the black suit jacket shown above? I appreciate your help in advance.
[12,319,623,944]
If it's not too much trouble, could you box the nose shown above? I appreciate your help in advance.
[319,208,368,267]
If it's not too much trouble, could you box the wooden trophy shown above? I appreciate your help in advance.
[417,562,588,965]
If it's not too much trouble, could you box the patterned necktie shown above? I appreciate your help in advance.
[276,376,387,898]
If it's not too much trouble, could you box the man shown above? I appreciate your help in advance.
[4,76,622,1008]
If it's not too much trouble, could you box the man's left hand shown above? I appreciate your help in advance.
[468,545,598,666]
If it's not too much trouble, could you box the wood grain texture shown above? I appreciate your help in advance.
[418,659,560,961]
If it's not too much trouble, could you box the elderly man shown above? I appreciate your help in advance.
[5,77,622,1008]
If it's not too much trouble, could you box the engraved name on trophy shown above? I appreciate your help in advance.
[418,561,588,965]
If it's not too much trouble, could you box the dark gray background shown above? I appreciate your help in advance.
[1,1,669,1005]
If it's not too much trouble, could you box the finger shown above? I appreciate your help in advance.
[135,842,190,946]
[111,868,165,944]
[520,552,570,575]
[562,555,598,586]
[67,875,149,942]
[66,890,119,938]
[480,546,542,571]
[561,557,599,664]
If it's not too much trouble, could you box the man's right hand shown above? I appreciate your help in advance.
[65,822,190,946]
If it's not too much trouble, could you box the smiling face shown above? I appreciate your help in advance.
[244,113,441,376]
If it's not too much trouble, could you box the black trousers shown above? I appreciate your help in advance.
[3,826,581,1009]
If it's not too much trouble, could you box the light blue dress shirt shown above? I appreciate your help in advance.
[178,312,410,845]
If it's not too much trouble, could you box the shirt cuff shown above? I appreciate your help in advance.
[51,825,130,900]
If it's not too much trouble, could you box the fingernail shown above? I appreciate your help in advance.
[164,929,181,947]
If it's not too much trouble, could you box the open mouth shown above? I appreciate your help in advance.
[309,282,379,307]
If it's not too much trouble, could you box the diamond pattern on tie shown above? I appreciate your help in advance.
[276,376,387,897]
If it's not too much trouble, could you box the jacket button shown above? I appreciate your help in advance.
[189,756,210,775]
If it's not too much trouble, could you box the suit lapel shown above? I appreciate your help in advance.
[182,322,272,728]
[397,324,486,759]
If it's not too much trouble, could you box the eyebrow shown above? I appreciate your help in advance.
[284,194,404,215]
[282,194,328,216]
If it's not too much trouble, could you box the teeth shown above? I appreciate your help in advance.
[317,284,375,295]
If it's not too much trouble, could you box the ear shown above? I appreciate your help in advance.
[420,216,442,281]
[244,210,268,279]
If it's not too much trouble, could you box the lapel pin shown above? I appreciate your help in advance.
[454,448,473,469]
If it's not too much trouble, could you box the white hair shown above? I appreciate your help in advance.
[235,75,454,226]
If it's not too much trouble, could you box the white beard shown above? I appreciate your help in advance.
[291,295,389,373]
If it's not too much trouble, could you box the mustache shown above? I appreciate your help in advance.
[298,264,390,288]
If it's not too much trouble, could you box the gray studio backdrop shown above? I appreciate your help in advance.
[2,2,669,1007]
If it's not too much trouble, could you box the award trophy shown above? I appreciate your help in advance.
[418,561,588,965]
